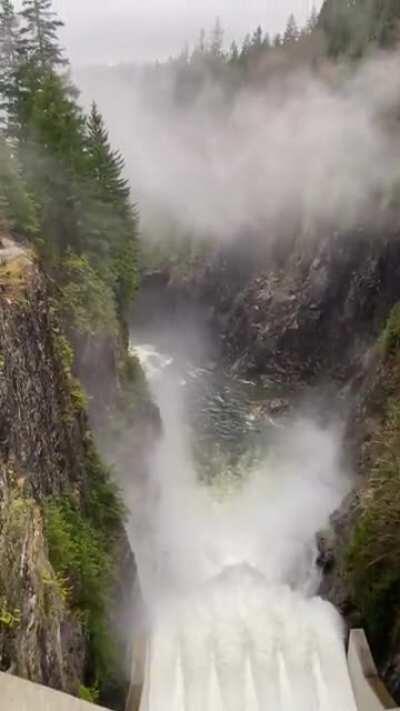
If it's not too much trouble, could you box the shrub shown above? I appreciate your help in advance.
[382,303,400,356]
[52,332,74,375]
[119,352,149,416]
[70,377,89,413]
[79,684,100,703]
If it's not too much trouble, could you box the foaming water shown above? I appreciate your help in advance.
[130,342,357,711]
[140,568,357,711]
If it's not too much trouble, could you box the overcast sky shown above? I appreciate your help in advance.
[48,0,323,66]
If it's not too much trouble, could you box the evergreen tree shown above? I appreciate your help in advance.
[283,14,300,45]
[190,29,205,65]
[86,102,130,211]
[209,17,224,58]
[229,40,239,63]
[19,0,67,70]
[86,102,139,312]
[376,0,400,47]
[15,67,86,256]
[0,0,20,131]
[0,136,37,233]
[240,33,251,61]
[262,32,271,50]
[198,28,206,55]
[306,4,319,33]
[320,0,400,53]
[251,25,263,52]
[273,33,282,48]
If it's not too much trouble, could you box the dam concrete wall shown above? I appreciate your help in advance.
[0,672,111,711]
[348,629,399,710]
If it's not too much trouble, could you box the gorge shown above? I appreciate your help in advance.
[2,0,400,709]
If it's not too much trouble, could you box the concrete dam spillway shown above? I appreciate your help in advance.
[138,566,358,711]
[129,343,359,711]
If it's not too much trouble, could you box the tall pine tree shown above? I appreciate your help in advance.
[86,103,139,313]
[0,0,20,131]
[16,67,87,257]
[209,17,224,58]
[19,0,67,70]
[283,14,300,45]
[0,136,37,233]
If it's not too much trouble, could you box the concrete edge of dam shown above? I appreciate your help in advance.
[348,629,399,710]
[0,671,112,711]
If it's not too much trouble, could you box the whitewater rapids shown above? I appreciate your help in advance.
[138,565,357,711]
[130,343,358,711]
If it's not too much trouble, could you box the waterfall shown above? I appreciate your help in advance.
[129,342,357,711]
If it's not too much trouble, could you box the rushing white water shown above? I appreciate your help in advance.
[130,342,358,711]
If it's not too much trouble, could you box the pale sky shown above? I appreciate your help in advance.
[48,0,323,66]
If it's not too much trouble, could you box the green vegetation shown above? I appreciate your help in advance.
[45,449,125,689]
[0,599,21,628]
[119,352,149,416]
[0,138,37,235]
[69,377,89,413]
[59,253,118,338]
[52,331,74,376]
[382,303,400,356]
[346,303,400,653]
[346,396,400,648]
[79,684,100,704]
[0,0,139,330]
[320,0,400,57]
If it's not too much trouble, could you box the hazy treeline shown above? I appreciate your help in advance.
[77,0,400,271]
[0,0,139,325]
[127,0,400,115]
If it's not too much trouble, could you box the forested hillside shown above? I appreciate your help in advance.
[80,0,400,272]
[0,0,139,326]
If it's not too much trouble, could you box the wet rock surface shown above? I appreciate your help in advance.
[0,253,140,706]
[0,258,87,693]
[139,230,400,385]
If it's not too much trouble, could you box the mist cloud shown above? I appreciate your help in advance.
[78,52,400,245]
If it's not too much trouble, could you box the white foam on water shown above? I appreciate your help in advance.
[130,341,357,711]
[139,567,357,711]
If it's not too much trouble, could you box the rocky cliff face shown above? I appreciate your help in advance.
[0,251,88,692]
[146,230,400,383]
[222,231,400,383]
[0,246,146,708]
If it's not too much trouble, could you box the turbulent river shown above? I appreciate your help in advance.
[127,339,358,711]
